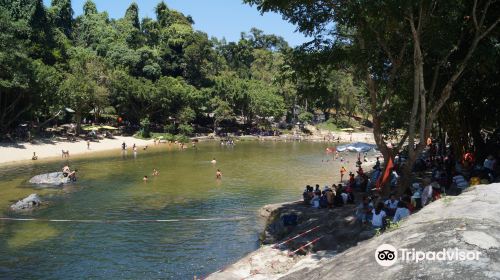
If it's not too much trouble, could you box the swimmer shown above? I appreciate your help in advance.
[152,168,159,176]
[211,158,217,164]
[32,152,38,160]
[68,169,78,181]
[62,165,71,177]
[340,166,347,182]
[216,169,222,179]
[143,175,148,182]
[143,145,148,151]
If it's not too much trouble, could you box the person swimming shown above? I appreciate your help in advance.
[216,169,222,179]
[211,158,217,164]
[68,169,78,181]
[62,165,71,177]
[143,176,148,182]
[152,169,159,176]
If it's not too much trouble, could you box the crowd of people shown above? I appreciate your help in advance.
[302,139,499,232]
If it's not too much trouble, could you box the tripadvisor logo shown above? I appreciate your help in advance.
[375,244,481,267]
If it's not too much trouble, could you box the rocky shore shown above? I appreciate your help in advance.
[207,183,500,280]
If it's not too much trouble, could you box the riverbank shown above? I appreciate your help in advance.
[0,131,375,165]
[0,136,152,166]
[207,184,500,279]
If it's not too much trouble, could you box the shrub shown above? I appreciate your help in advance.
[298,112,314,124]
[140,118,151,138]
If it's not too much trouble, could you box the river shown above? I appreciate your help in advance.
[0,141,362,279]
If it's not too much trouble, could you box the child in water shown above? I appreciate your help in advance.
[152,169,159,176]
[216,169,222,179]
[211,158,217,164]
[143,176,148,182]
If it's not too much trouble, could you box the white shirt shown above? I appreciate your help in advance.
[371,209,386,227]
[421,185,433,205]
[393,207,410,223]
[385,199,399,209]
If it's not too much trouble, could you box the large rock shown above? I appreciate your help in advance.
[29,172,71,186]
[207,184,500,280]
[281,184,500,280]
[10,194,41,211]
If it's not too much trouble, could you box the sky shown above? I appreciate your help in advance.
[42,0,311,46]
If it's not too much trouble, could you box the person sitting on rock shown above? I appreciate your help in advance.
[371,202,387,229]
[333,184,345,207]
[384,194,399,217]
[311,191,321,208]
[421,178,434,206]
[326,186,335,209]
[303,185,313,204]
[393,201,410,223]
[68,169,78,181]
[62,165,71,177]
[356,195,373,224]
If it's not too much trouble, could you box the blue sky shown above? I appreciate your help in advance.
[42,0,310,46]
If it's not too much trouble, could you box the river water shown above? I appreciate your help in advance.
[0,141,361,279]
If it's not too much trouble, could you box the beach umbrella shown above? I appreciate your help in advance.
[82,125,100,131]
[341,128,354,132]
[100,125,118,130]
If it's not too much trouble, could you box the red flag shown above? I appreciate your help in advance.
[376,157,394,190]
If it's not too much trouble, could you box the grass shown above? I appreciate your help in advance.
[316,116,363,132]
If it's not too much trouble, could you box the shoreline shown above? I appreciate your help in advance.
[0,136,152,167]
[0,131,375,166]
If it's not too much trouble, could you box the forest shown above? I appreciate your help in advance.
[1,0,499,190]
[0,0,363,139]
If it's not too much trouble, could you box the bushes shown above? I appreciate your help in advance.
[139,118,151,138]
[298,112,314,124]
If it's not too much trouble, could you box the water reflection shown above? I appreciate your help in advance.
[0,142,362,279]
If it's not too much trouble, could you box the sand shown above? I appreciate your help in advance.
[0,136,152,165]
[0,131,376,166]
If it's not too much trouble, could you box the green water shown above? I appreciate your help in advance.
[0,141,360,279]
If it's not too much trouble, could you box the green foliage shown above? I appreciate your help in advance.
[139,117,150,138]
[298,112,313,124]
[178,124,194,136]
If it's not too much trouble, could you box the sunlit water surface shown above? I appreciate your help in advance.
[0,141,361,279]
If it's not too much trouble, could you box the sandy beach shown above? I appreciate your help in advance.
[0,136,152,166]
[0,131,375,166]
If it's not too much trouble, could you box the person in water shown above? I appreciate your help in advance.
[68,169,78,181]
[62,165,71,177]
[152,169,159,176]
[143,176,148,182]
[211,158,217,164]
[216,169,222,179]
[32,152,38,160]
[340,166,347,182]
[122,142,126,150]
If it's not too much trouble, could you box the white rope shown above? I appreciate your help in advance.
[0,216,246,223]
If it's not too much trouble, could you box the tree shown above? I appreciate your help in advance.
[124,2,140,29]
[50,0,73,37]
[245,0,500,193]
[83,0,97,16]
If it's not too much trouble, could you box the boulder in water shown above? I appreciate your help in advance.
[29,172,71,186]
[10,194,41,211]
